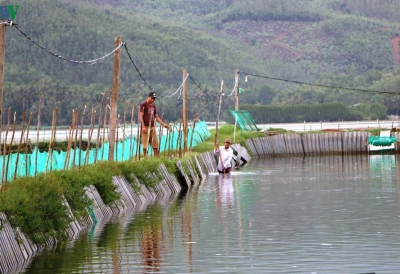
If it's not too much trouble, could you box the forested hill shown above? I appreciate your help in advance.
[2,0,400,125]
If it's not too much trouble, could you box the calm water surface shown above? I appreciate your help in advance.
[24,155,400,273]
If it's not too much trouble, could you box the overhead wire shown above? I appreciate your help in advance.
[241,72,397,95]
[13,25,124,65]
[160,73,190,100]
[188,75,220,98]
[123,43,155,92]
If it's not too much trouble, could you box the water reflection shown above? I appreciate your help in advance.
[24,155,400,273]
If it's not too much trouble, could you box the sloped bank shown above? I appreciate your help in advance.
[0,144,251,274]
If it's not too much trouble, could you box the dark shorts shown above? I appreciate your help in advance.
[218,167,231,174]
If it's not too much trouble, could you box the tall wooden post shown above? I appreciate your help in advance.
[0,22,6,157]
[182,70,188,154]
[234,69,239,111]
[233,70,239,143]
[215,80,224,143]
[108,36,121,161]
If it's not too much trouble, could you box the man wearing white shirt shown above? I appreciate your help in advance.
[214,138,234,173]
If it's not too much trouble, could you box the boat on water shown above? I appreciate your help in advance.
[368,130,397,152]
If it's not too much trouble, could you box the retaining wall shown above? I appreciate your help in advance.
[245,132,400,156]
[0,143,250,274]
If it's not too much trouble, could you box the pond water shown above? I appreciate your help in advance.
[24,154,400,273]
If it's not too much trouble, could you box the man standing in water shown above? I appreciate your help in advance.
[139,92,169,157]
[214,138,234,173]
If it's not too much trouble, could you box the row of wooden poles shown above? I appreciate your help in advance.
[0,94,204,185]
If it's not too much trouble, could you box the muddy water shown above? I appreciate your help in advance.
[24,154,400,273]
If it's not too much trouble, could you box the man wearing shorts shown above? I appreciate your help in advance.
[139,92,169,157]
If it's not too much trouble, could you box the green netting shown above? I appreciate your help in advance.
[230,110,259,131]
[0,121,210,182]
[368,136,397,146]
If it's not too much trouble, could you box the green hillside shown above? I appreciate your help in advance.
[1,0,400,125]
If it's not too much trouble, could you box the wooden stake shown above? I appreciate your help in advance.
[78,105,87,169]
[94,93,106,163]
[35,96,43,176]
[84,108,96,167]
[108,36,121,161]
[14,109,26,180]
[182,70,188,154]
[189,113,198,152]
[24,112,33,176]
[215,80,224,143]
[1,107,10,183]
[72,108,80,168]
[5,111,17,182]
[101,99,109,160]
[158,113,164,154]
[0,21,7,160]
[129,102,134,159]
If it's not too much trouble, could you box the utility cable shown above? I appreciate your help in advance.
[241,71,397,95]
[13,25,124,64]
[188,75,218,98]
[161,73,190,100]
[123,43,155,92]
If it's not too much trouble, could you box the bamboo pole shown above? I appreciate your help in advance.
[94,93,106,163]
[84,108,96,167]
[72,108,81,168]
[64,109,75,170]
[182,70,188,154]
[1,107,10,183]
[52,108,58,172]
[177,113,183,158]
[5,111,17,182]
[122,101,129,161]
[78,105,87,169]
[14,109,26,180]
[24,112,33,177]
[233,70,239,143]
[101,100,109,161]
[167,123,173,158]
[129,102,134,159]
[215,80,224,143]
[108,36,121,162]
[135,117,141,161]
[163,123,170,158]
[35,96,43,177]
[189,113,198,152]
[116,113,120,161]
[158,113,164,154]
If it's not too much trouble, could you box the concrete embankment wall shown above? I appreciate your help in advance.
[246,131,400,157]
[0,144,250,274]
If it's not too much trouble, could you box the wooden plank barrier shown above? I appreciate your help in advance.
[249,132,377,157]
